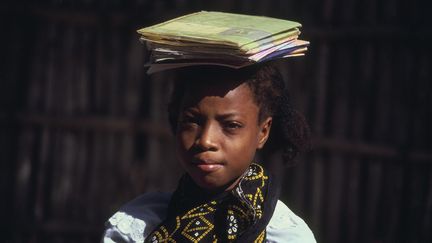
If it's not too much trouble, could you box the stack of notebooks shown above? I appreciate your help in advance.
[137,11,309,74]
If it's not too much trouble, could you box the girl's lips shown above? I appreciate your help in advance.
[195,163,223,173]
[192,158,224,173]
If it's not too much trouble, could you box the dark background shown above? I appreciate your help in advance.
[1,0,431,242]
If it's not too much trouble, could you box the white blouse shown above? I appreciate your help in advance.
[102,192,316,243]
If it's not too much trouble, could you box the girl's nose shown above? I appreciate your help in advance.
[196,122,219,151]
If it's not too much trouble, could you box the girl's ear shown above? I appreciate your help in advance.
[257,117,272,149]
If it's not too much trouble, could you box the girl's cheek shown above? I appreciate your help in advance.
[177,130,196,150]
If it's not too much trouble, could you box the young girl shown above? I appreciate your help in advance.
[102,64,316,242]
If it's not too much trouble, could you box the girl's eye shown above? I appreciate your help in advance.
[178,114,203,130]
[180,116,198,125]
[183,116,196,123]
[224,121,243,131]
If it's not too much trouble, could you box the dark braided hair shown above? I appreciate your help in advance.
[167,64,310,164]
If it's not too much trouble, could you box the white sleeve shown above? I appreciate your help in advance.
[101,192,171,243]
[102,225,132,243]
[266,200,316,243]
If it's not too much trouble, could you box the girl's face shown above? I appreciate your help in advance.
[175,79,272,192]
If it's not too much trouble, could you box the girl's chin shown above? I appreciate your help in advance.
[192,174,241,193]
[195,178,225,191]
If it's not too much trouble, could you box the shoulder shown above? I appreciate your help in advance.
[266,200,316,243]
[102,192,172,243]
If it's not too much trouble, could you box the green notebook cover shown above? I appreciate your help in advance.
[137,11,301,51]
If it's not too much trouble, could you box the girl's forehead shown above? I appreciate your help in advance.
[179,82,260,121]
[172,66,260,109]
